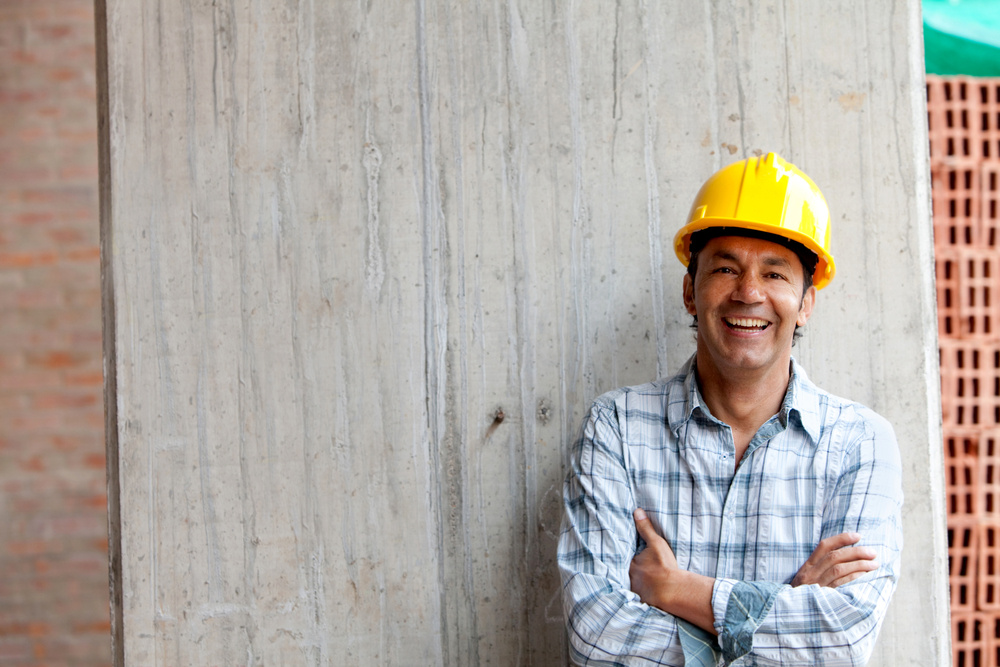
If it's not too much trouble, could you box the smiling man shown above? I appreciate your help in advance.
[558,153,903,666]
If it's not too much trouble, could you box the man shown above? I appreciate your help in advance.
[558,153,903,666]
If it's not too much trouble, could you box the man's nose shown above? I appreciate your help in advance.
[732,272,765,303]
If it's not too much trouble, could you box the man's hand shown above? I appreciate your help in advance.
[792,532,878,588]
[629,508,679,609]
[629,508,718,634]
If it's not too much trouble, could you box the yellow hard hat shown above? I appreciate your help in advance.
[673,152,836,289]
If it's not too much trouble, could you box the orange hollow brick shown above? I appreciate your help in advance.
[937,246,961,338]
[940,340,988,427]
[950,519,980,611]
[957,247,1000,339]
[952,612,988,667]
[927,77,982,160]
[932,157,983,246]
[982,431,1000,520]
[980,522,1000,611]
[983,614,1000,667]
[980,79,1000,161]
[982,163,1000,248]
[947,429,980,518]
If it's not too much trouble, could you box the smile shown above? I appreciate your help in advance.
[724,317,770,332]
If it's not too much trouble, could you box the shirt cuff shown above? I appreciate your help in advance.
[712,578,783,664]
[711,577,736,635]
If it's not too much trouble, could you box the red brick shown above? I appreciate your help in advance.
[81,454,103,469]
[0,638,32,660]
[0,1,108,665]
[12,211,57,226]
[57,164,98,180]
[24,351,88,369]
[63,246,98,262]
[63,371,102,387]
[30,392,98,410]
[8,541,53,556]
[79,495,106,510]
[71,620,110,635]
[0,251,57,267]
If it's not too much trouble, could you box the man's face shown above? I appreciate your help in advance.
[683,235,816,381]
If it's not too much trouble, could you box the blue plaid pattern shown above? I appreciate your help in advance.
[558,356,903,666]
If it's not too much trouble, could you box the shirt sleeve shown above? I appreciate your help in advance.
[557,399,693,666]
[711,410,904,665]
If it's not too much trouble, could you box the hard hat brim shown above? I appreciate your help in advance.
[673,218,836,290]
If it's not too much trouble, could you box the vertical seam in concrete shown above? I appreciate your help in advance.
[441,0,479,661]
[564,0,592,401]
[416,0,450,662]
[95,0,125,663]
[295,0,316,158]
[779,0,794,154]
[363,113,386,298]
[637,0,668,379]
[504,2,535,659]
[704,0,721,171]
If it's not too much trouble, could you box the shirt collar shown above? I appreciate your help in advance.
[667,354,822,445]
[784,358,822,445]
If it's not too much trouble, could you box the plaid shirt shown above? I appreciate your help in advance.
[558,356,903,666]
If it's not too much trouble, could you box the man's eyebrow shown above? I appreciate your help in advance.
[709,250,794,267]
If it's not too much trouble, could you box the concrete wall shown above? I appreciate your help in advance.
[98,0,947,664]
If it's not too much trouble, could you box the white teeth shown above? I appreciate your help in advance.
[725,317,769,329]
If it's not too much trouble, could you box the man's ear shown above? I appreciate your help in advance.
[796,285,817,326]
[683,273,697,316]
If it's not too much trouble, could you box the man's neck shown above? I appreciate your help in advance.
[694,352,792,456]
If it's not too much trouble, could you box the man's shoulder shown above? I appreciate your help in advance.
[588,378,674,420]
[593,377,672,402]
[790,362,897,449]
[798,378,897,449]
[811,385,891,424]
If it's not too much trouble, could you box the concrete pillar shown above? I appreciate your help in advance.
[97,0,946,664]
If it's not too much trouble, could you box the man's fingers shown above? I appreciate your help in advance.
[821,545,877,567]
[825,559,880,587]
[802,533,869,568]
[633,508,660,544]
[813,532,862,556]
[806,554,879,587]
[793,533,879,588]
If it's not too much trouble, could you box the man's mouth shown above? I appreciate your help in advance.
[724,317,770,332]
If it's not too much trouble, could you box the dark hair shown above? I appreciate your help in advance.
[685,227,817,340]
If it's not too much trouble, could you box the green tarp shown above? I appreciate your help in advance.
[925,0,1000,76]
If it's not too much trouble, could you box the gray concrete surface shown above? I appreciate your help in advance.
[98,0,947,664]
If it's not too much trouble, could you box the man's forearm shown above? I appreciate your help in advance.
[653,569,718,635]
[629,508,718,634]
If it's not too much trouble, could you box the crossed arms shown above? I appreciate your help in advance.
[557,396,903,666]
[629,509,878,636]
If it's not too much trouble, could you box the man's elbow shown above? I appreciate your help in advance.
[562,590,618,665]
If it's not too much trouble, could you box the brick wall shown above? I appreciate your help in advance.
[0,1,110,665]
[932,75,1000,667]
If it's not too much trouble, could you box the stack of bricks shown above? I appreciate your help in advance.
[0,1,110,666]
[931,75,1000,667]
